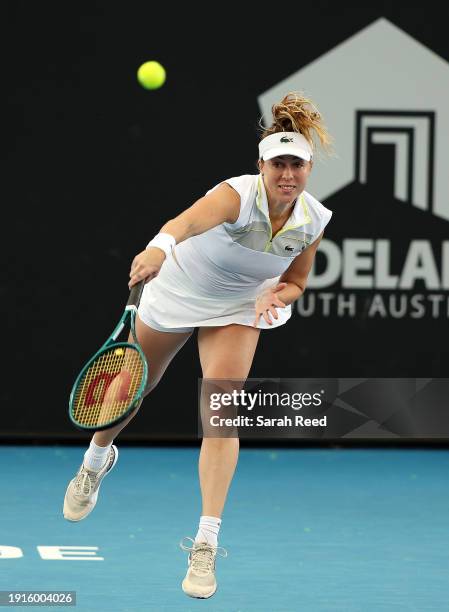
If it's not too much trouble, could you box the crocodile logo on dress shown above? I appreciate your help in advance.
[280,137,293,143]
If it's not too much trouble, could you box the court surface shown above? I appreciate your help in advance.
[1,446,448,611]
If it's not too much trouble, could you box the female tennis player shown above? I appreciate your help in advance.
[63,91,333,599]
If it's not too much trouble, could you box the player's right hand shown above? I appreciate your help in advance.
[128,247,166,288]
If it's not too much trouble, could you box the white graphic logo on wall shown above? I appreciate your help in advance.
[258,18,449,319]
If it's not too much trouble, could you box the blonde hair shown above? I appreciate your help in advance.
[259,92,332,157]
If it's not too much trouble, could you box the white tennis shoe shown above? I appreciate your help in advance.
[63,445,118,522]
[180,537,228,599]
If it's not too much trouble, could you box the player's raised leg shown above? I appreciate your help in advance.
[63,314,192,522]
[181,324,260,599]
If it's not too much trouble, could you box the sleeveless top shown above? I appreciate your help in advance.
[174,174,332,298]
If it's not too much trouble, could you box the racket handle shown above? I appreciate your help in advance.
[127,280,145,309]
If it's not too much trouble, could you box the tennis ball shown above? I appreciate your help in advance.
[137,61,166,90]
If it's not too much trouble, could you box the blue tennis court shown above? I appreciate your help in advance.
[1,446,448,611]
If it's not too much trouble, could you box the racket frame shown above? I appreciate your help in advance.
[68,281,149,431]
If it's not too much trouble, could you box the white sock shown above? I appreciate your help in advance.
[195,515,221,547]
[83,440,112,472]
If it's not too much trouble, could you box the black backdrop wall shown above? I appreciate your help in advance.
[4,2,449,440]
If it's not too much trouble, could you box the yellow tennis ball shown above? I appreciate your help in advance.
[137,61,166,90]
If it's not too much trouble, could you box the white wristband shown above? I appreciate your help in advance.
[146,233,176,258]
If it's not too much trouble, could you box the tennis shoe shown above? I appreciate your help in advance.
[63,445,118,522]
[180,537,227,599]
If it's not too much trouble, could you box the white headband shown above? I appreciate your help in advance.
[259,132,312,162]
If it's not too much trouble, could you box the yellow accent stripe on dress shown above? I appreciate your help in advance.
[257,176,312,252]
[257,176,273,252]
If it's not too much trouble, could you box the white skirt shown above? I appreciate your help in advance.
[137,253,292,333]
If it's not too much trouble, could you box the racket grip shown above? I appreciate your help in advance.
[127,280,145,308]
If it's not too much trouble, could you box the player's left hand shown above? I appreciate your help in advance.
[253,282,287,327]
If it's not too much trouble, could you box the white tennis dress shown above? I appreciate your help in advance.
[138,174,332,332]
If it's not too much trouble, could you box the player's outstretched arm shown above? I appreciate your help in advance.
[129,183,240,287]
[160,183,240,242]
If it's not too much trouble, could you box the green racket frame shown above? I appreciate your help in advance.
[69,280,149,431]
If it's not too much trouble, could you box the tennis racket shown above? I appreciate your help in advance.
[69,280,148,431]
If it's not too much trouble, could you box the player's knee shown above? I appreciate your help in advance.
[203,364,242,378]
[202,368,247,387]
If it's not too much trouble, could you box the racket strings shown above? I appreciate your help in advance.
[72,346,145,428]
